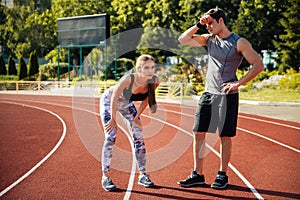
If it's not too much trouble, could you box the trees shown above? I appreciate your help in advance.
[28,50,39,78]
[232,0,284,53]
[0,4,34,58]
[0,54,7,75]
[0,0,298,76]
[18,57,28,80]
[273,0,300,72]
[8,56,17,75]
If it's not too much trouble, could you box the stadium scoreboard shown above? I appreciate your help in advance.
[58,14,110,46]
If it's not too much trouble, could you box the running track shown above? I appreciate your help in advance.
[0,94,299,199]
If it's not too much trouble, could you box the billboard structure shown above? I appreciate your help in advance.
[57,14,110,81]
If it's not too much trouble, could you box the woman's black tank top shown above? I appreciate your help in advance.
[122,74,149,101]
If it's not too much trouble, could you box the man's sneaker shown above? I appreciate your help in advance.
[102,176,116,191]
[211,171,228,189]
[138,174,154,187]
[177,171,205,187]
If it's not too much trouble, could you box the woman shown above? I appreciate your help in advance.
[100,54,160,191]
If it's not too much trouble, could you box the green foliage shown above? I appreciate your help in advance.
[45,48,68,63]
[178,0,241,31]
[232,0,284,52]
[39,62,69,80]
[0,4,34,58]
[183,84,196,96]
[1,0,299,74]
[8,56,17,75]
[239,87,300,102]
[105,58,134,80]
[279,68,300,90]
[238,68,300,99]
[0,75,18,81]
[110,0,146,33]
[273,0,300,72]
[117,58,134,71]
[24,11,57,57]
[237,69,278,83]
[28,50,39,78]
[18,56,28,80]
[253,71,269,82]
[0,54,7,75]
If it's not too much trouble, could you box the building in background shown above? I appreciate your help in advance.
[261,50,277,70]
[1,0,13,8]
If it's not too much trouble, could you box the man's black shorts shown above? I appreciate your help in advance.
[192,92,239,137]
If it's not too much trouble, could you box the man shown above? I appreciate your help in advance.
[177,7,264,189]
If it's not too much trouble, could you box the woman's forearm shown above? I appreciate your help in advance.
[136,99,148,118]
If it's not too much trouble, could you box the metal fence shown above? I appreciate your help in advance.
[0,81,202,100]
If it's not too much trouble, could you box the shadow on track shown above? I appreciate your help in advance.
[127,184,300,199]
[130,185,255,200]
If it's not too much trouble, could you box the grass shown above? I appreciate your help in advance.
[239,87,300,102]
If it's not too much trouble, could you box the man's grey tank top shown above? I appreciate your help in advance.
[205,33,243,94]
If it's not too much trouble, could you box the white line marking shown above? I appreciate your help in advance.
[159,108,300,153]
[3,97,295,199]
[238,127,300,153]
[0,101,67,197]
[238,115,300,130]
[207,146,264,200]
[117,125,136,200]
[158,102,300,130]
[141,113,264,200]
[0,98,137,199]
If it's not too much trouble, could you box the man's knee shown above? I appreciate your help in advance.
[221,136,232,146]
[193,132,206,141]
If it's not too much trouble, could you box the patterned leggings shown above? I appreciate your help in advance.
[100,89,146,173]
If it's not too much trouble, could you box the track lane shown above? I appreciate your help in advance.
[0,94,299,199]
[0,102,65,196]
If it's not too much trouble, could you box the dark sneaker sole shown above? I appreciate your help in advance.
[211,182,228,189]
[177,181,205,187]
[102,186,117,191]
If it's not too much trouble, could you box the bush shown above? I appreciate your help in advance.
[8,56,17,75]
[0,54,7,75]
[279,71,300,90]
[0,75,18,81]
[184,84,196,96]
[253,71,269,82]
[194,84,205,95]
[39,62,69,80]
[18,57,28,80]
[28,50,39,78]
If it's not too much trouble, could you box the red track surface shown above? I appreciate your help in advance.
[0,94,299,199]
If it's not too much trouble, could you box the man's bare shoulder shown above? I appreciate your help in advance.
[237,37,253,53]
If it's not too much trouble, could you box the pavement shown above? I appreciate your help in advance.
[238,103,300,123]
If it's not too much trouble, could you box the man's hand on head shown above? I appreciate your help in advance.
[200,15,212,25]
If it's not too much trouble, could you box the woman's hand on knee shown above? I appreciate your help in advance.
[132,117,142,131]
[104,119,116,133]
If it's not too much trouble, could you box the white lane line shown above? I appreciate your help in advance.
[141,113,264,200]
[238,115,300,130]
[159,108,300,153]
[117,125,136,200]
[238,127,300,153]
[0,98,136,199]
[207,146,264,200]
[4,97,298,159]
[158,103,300,130]
[1,98,287,199]
[0,101,67,197]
